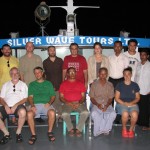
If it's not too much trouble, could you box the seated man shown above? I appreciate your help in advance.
[59,67,89,137]
[27,66,56,145]
[89,67,116,136]
[0,67,28,144]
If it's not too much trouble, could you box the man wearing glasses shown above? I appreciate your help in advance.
[0,67,28,144]
[0,44,19,91]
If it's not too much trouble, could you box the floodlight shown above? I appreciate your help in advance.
[34,1,51,21]
[34,1,51,36]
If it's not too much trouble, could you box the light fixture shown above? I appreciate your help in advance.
[34,1,51,36]
[34,1,51,21]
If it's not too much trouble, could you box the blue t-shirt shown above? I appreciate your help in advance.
[115,81,140,102]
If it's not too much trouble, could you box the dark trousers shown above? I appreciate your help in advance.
[108,77,124,107]
[108,77,124,124]
[137,94,150,127]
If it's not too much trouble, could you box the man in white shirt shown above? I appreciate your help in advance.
[108,40,129,124]
[0,67,28,144]
[124,39,140,81]
[134,49,150,130]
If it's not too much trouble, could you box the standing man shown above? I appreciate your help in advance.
[19,42,43,121]
[123,39,140,81]
[43,46,63,119]
[0,67,28,144]
[27,66,56,144]
[0,44,19,90]
[135,49,150,130]
[59,67,89,137]
[62,43,88,89]
[19,42,43,86]
[108,41,129,124]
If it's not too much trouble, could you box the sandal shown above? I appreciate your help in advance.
[0,135,11,145]
[48,132,55,142]
[75,129,82,137]
[68,129,75,137]
[16,134,23,143]
[28,135,37,145]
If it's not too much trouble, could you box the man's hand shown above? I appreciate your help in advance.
[44,103,50,109]
[5,105,12,114]
[10,105,17,114]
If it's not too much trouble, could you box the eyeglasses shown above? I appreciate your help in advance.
[13,85,16,92]
[7,60,10,67]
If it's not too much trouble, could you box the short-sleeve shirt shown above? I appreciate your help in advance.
[59,80,86,102]
[0,80,28,107]
[0,56,19,90]
[19,54,43,86]
[43,56,63,91]
[115,81,140,102]
[63,55,87,84]
[28,80,55,104]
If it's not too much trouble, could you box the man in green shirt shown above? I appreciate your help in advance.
[27,66,56,145]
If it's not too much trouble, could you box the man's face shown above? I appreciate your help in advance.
[34,69,43,80]
[70,45,78,56]
[1,46,12,57]
[140,52,149,62]
[114,43,122,54]
[48,47,56,57]
[25,42,34,53]
[10,69,20,82]
[67,68,76,79]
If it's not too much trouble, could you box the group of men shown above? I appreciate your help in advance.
[0,42,89,145]
[0,39,150,144]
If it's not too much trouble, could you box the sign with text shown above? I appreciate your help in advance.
[0,36,150,48]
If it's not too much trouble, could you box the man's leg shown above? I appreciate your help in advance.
[47,109,55,132]
[0,110,11,144]
[62,104,73,132]
[76,104,89,132]
[47,109,56,141]
[27,109,37,145]
[27,110,36,135]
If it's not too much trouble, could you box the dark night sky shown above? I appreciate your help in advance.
[0,0,150,39]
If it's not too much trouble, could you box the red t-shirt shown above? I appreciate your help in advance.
[59,80,86,102]
[63,55,87,84]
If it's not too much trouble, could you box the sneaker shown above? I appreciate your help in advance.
[122,129,128,138]
[128,131,134,138]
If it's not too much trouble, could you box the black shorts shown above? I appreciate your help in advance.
[0,104,27,120]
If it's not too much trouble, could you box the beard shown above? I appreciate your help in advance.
[49,54,56,57]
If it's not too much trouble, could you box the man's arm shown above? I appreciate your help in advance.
[28,96,35,107]
[79,92,86,104]
[62,69,67,81]
[14,98,27,107]
[48,96,55,105]
[0,97,8,107]
[83,69,88,89]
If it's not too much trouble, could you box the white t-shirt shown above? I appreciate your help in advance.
[0,80,28,107]
[123,51,140,81]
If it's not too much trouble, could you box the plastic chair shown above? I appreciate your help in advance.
[63,111,85,136]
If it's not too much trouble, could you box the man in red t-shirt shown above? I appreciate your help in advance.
[62,43,88,89]
[59,67,89,137]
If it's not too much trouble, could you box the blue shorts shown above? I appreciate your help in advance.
[117,104,139,115]
[34,104,55,118]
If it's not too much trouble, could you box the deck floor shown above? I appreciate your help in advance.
[0,118,150,150]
